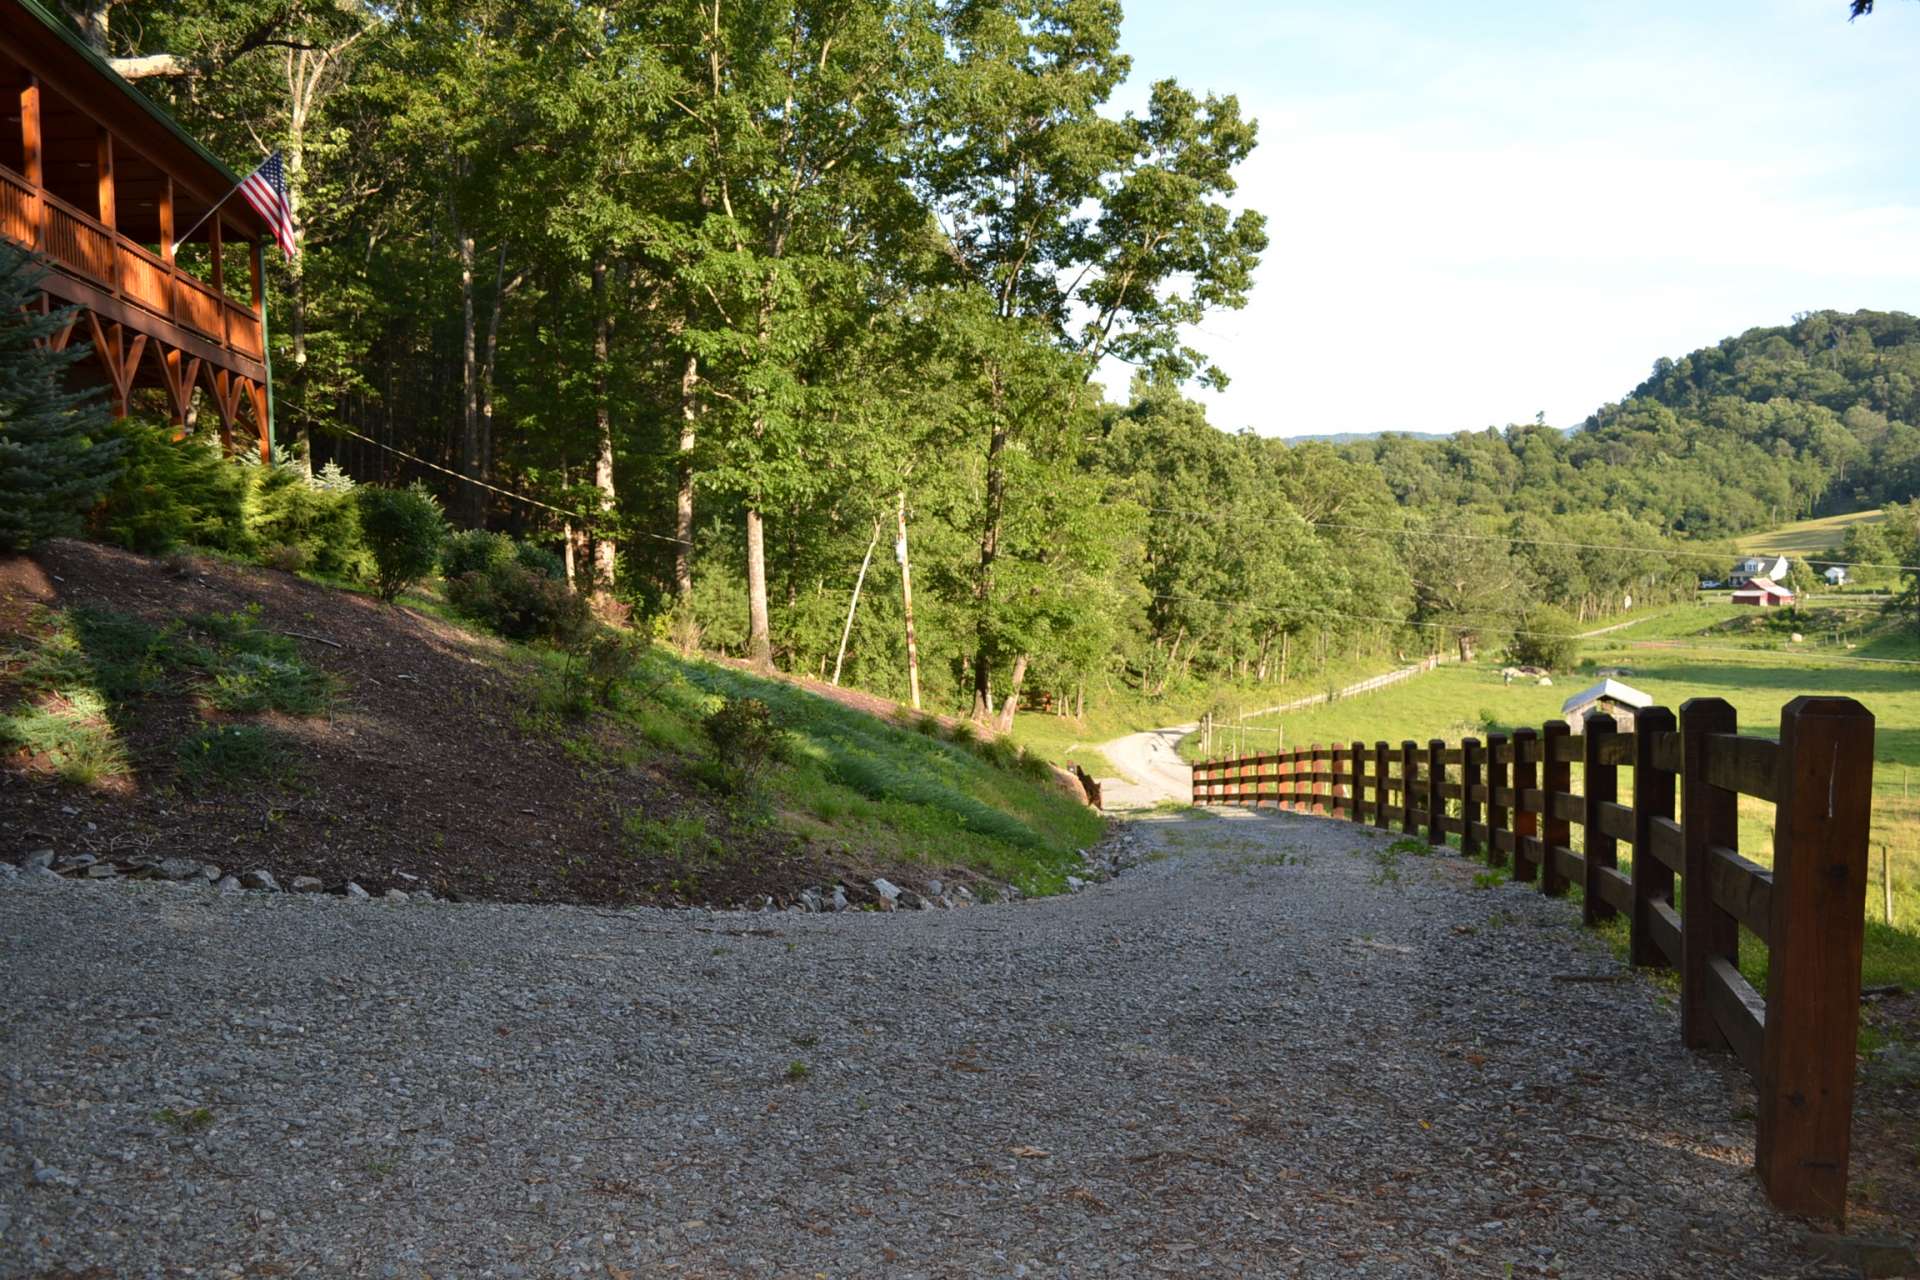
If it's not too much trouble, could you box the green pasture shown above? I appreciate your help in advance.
[1735,508,1887,558]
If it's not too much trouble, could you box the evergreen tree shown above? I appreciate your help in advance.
[0,247,120,552]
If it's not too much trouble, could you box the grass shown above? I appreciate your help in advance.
[1735,509,1887,558]
[506,637,1105,896]
[1,603,329,790]
[1193,603,1920,990]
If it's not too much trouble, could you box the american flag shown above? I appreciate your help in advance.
[239,152,297,258]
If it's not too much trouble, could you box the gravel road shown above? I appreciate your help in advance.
[2,811,1846,1278]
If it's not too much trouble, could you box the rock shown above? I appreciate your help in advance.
[1537,676,1553,687]
[938,896,956,909]
[25,867,62,885]
[0,862,15,882]
[215,875,242,894]
[952,885,974,903]
[383,889,410,903]
[290,876,324,893]
[1804,1234,1918,1278]
[871,877,902,905]
[1790,632,1804,644]
[829,885,849,913]
[897,890,927,911]
[84,863,120,879]
[926,879,943,899]
[240,869,280,892]
[198,864,221,882]
[29,1161,77,1190]
[158,857,201,881]
[344,882,371,900]
[22,849,55,871]
[795,888,822,914]
[54,853,96,872]
[1066,875,1087,892]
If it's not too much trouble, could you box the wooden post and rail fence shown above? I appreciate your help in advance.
[1190,696,1875,1221]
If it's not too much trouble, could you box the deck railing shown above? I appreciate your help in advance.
[1193,696,1875,1221]
[0,160,260,358]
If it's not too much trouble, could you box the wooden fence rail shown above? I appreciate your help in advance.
[1190,696,1875,1221]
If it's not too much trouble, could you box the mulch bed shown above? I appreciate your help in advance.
[0,540,880,908]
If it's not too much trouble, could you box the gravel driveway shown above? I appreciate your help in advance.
[2,811,1845,1278]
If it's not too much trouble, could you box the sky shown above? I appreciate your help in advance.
[1099,0,1920,437]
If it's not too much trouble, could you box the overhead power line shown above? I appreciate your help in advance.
[1148,592,1920,668]
[1142,506,1920,575]
[328,425,691,546]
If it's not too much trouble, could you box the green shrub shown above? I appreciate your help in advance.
[446,561,591,642]
[175,724,291,788]
[355,484,446,601]
[515,540,566,580]
[95,420,253,556]
[564,628,643,708]
[702,696,785,791]
[245,462,366,579]
[1502,605,1580,671]
[441,528,517,580]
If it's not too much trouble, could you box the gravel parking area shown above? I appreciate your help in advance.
[1,810,1847,1278]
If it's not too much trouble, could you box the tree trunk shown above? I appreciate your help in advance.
[993,653,1030,733]
[675,352,698,602]
[831,520,882,686]
[745,505,773,670]
[897,490,922,711]
[478,243,508,501]
[590,262,617,598]
[456,213,479,526]
[970,413,1009,721]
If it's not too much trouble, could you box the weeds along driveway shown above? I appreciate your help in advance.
[0,812,1842,1279]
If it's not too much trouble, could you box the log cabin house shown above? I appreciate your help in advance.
[1,0,273,458]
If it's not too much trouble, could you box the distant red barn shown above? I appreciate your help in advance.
[1731,577,1795,607]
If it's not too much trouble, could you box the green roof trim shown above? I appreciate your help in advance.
[15,0,245,188]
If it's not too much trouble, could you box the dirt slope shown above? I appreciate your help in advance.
[0,540,850,906]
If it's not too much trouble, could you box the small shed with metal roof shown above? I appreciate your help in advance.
[1561,678,1654,733]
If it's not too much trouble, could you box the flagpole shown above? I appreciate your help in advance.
[169,184,238,257]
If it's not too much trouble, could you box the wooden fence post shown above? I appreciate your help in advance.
[1427,739,1446,847]
[1679,697,1738,1053]
[1461,737,1482,860]
[1351,741,1366,824]
[1400,741,1419,836]
[1631,706,1676,968]
[1308,743,1324,815]
[1486,732,1509,870]
[1512,728,1538,882]
[1373,742,1390,828]
[1540,721,1572,897]
[1582,713,1619,926]
[1757,697,1875,1219]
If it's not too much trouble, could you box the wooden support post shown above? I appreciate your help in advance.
[1631,706,1677,968]
[1427,739,1445,847]
[1679,697,1738,1053]
[1309,743,1326,815]
[1461,737,1482,860]
[1373,742,1390,830]
[20,75,42,247]
[1583,714,1619,925]
[1400,741,1418,836]
[1540,721,1572,896]
[1512,728,1539,882]
[1757,697,1875,1219]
